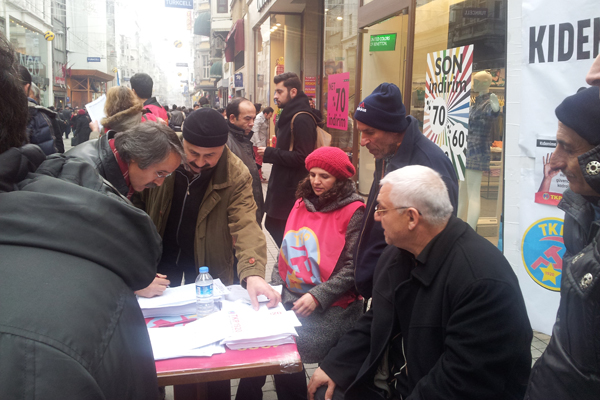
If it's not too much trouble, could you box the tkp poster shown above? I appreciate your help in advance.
[327,72,350,131]
[513,1,599,334]
[423,45,473,181]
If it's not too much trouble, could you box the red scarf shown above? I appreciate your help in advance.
[108,138,134,199]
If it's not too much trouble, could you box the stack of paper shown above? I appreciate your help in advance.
[137,280,229,318]
[147,312,229,360]
[221,301,301,350]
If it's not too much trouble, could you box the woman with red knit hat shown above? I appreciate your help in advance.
[255,146,365,399]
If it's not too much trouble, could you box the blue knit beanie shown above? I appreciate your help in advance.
[354,83,408,133]
[555,86,600,145]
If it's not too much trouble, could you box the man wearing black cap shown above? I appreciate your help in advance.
[525,86,600,400]
[133,108,280,310]
[352,83,458,300]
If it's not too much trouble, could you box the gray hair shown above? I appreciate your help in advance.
[114,121,185,169]
[380,165,453,226]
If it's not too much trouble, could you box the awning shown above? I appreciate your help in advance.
[194,11,211,37]
[224,19,244,63]
[210,61,223,79]
[70,69,114,82]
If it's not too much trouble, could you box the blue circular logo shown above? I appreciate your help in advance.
[521,218,564,292]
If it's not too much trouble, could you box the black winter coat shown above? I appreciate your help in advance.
[321,216,532,400]
[354,115,459,299]
[73,113,92,144]
[61,131,129,198]
[226,122,264,224]
[263,91,318,220]
[27,99,64,154]
[525,189,600,400]
[0,144,161,399]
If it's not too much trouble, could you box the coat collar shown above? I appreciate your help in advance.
[410,216,468,287]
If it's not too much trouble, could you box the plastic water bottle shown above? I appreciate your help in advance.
[195,266,214,317]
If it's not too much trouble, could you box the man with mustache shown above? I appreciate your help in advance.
[62,121,184,200]
[525,60,600,400]
[134,108,281,312]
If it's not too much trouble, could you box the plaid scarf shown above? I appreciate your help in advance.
[108,138,134,199]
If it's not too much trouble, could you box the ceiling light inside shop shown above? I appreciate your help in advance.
[325,9,329,12]
[337,16,343,20]
[276,23,281,26]
[272,26,278,30]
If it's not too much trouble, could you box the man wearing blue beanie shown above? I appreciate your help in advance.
[526,85,600,400]
[352,83,459,299]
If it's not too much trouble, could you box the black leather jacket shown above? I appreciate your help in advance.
[60,131,129,198]
[526,189,600,400]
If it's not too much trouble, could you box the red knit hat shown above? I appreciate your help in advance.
[305,147,355,179]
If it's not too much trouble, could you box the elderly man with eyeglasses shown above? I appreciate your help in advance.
[308,165,532,400]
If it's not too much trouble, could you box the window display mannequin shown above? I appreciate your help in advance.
[458,71,500,229]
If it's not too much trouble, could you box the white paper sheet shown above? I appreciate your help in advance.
[85,95,107,130]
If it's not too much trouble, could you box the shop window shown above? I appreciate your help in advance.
[234,50,244,71]
[202,55,210,79]
[217,0,228,13]
[322,0,360,151]
[410,0,507,245]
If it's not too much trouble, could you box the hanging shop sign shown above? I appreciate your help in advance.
[176,62,188,67]
[304,76,316,97]
[462,8,488,18]
[234,73,243,88]
[87,57,101,62]
[369,33,397,52]
[327,72,350,130]
[509,0,600,335]
[54,76,65,85]
[165,0,193,10]
[423,44,473,181]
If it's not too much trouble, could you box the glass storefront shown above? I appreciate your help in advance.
[9,18,50,105]
[357,9,410,193]
[255,14,302,142]
[321,0,359,151]
[346,0,507,243]
[410,0,507,243]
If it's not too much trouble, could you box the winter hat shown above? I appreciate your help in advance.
[555,86,600,145]
[305,146,355,179]
[354,83,408,133]
[182,108,229,147]
[77,109,86,115]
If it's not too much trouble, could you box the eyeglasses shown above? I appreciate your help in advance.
[155,171,173,179]
[374,204,422,216]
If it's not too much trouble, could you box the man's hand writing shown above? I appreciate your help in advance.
[246,275,281,310]
[135,274,170,298]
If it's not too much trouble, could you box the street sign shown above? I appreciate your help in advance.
[165,0,193,9]
[87,57,101,62]
[234,73,243,88]
[176,62,188,67]
[326,72,350,130]
[369,34,397,52]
